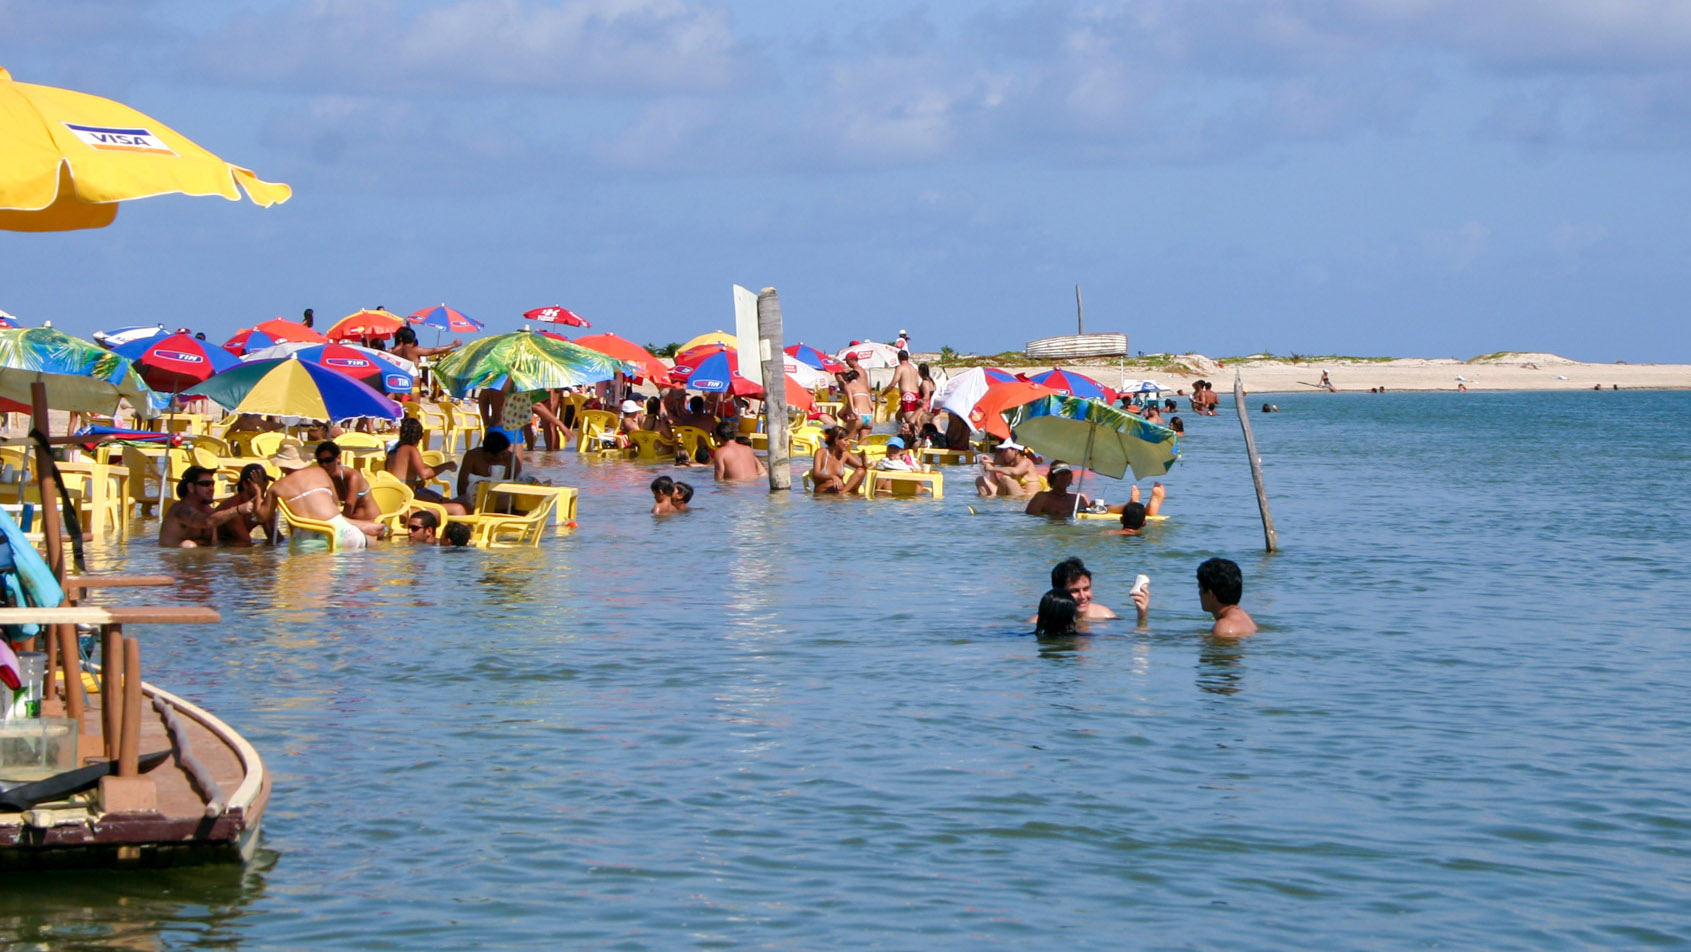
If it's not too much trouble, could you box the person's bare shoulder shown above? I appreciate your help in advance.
[1086,603,1118,620]
[1210,608,1257,637]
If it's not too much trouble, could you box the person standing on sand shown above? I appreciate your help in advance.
[1320,370,1334,391]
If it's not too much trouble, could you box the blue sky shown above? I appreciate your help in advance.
[4,0,1689,362]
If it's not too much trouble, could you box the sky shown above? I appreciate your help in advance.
[3,0,1690,363]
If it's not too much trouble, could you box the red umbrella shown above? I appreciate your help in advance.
[223,318,326,355]
[969,380,1059,439]
[113,332,242,392]
[326,308,406,341]
[573,332,672,385]
[523,306,591,327]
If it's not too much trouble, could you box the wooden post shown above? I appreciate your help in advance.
[119,635,141,777]
[103,626,122,761]
[58,623,82,725]
[1233,370,1277,552]
[28,382,64,579]
[1075,284,1085,335]
[757,287,792,492]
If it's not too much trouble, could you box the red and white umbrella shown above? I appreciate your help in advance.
[523,306,591,327]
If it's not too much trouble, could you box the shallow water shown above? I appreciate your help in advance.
[3,390,1689,950]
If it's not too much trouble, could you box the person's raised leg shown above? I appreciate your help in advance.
[1146,482,1166,516]
[976,472,999,496]
[843,465,867,495]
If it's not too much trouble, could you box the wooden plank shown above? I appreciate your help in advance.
[63,575,177,595]
[0,606,221,625]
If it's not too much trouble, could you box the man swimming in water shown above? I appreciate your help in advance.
[1024,463,1091,516]
[1028,557,1117,622]
[1101,483,1167,536]
[1132,557,1257,636]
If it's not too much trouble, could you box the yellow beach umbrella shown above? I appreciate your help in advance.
[677,330,738,354]
[0,65,291,232]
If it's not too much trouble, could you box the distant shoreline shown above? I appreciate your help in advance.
[912,352,1691,394]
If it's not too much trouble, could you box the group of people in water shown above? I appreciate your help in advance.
[1032,555,1256,638]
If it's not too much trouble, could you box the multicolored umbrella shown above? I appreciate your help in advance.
[243,341,414,394]
[1029,368,1114,402]
[408,304,483,334]
[677,330,737,354]
[94,323,167,348]
[523,306,591,328]
[0,65,290,232]
[325,308,406,342]
[785,343,845,374]
[112,332,242,392]
[572,333,671,384]
[0,325,159,413]
[675,347,760,396]
[223,318,325,355]
[431,329,627,397]
[183,356,400,421]
[1008,395,1180,481]
[968,380,1058,439]
[783,355,832,389]
[0,309,20,330]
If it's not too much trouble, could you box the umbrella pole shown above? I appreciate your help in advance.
[1072,423,1096,519]
[1233,370,1278,552]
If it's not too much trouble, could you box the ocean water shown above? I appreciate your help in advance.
[3,389,1688,950]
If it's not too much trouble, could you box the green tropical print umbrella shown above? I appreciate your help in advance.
[431,329,630,397]
[0,325,159,413]
[1008,395,1180,481]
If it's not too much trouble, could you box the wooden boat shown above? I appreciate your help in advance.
[0,601,267,870]
[1024,333,1129,361]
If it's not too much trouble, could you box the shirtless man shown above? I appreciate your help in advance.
[258,442,385,549]
[885,350,921,426]
[1027,557,1126,624]
[836,354,874,424]
[1024,464,1091,516]
[386,417,466,514]
[812,426,867,495]
[1198,557,1257,636]
[975,440,1040,497]
[712,420,767,481]
[159,466,247,548]
[390,326,460,367]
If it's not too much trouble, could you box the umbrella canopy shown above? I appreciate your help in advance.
[431,329,626,397]
[244,341,414,395]
[0,325,158,413]
[572,333,671,384]
[674,347,761,396]
[836,340,900,369]
[931,366,1022,420]
[224,319,325,355]
[783,355,832,389]
[1008,395,1180,481]
[678,330,737,354]
[0,65,290,232]
[325,309,405,341]
[785,343,845,374]
[968,380,1058,439]
[1123,379,1168,393]
[783,375,816,413]
[1029,368,1114,402]
[0,309,20,330]
[183,356,400,421]
[93,323,166,348]
[523,306,591,327]
[112,332,242,393]
[408,304,483,334]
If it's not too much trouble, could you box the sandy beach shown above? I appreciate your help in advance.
[923,352,1691,395]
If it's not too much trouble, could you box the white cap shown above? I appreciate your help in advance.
[997,439,1023,452]
[620,399,642,413]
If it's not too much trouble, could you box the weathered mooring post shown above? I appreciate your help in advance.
[758,287,791,491]
[1233,370,1277,552]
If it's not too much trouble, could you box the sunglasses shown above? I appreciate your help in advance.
[195,480,216,487]
[316,457,338,466]
[406,523,427,533]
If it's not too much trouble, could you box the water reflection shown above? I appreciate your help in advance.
[1196,635,1247,696]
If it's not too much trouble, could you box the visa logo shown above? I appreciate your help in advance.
[63,123,176,156]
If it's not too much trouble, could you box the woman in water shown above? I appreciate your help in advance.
[1034,590,1079,637]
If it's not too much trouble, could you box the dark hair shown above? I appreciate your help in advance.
[177,465,214,499]
[1197,557,1244,606]
[823,425,844,448]
[651,475,675,496]
[841,369,860,382]
[1170,416,1184,434]
[1035,590,1079,637]
[481,431,510,455]
[646,396,660,414]
[1051,557,1090,591]
[1164,399,1177,411]
[714,419,737,442]
[315,440,341,460]
[398,417,425,446]
[237,463,269,487]
[412,509,440,529]
[443,522,472,547]
[688,396,704,413]
[918,363,931,380]
[673,481,694,503]
[1119,502,1147,530]
[393,326,418,346]
[897,349,910,361]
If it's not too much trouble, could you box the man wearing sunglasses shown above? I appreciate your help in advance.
[159,466,249,548]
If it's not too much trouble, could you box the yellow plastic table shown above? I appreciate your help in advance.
[865,469,943,498]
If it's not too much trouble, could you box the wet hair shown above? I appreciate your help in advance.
[393,326,418,346]
[673,481,694,503]
[714,420,737,442]
[443,522,472,547]
[1197,557,1244,606]
[237,463,269,488]
[651,475,675,497]
[1035,590,1079,637]
[315,440,341,460]
[482,431,510,455]
[177,465,214,499]
[412,509,440,530]
[398,417,425,446]
[1050,556,1091,591]
[1119,502,1147,530]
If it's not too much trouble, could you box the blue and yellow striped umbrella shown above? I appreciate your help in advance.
[183,355,400,421]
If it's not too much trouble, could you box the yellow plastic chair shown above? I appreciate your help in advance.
[419,450,456,496]
[669,426,715,462]
[626,429,673,460]
[245,431,287,460]
[276,496,342,552]
[367,481,415,535]
[575,410,621,455]
[471,492,558,547]
[333,431,389,452]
